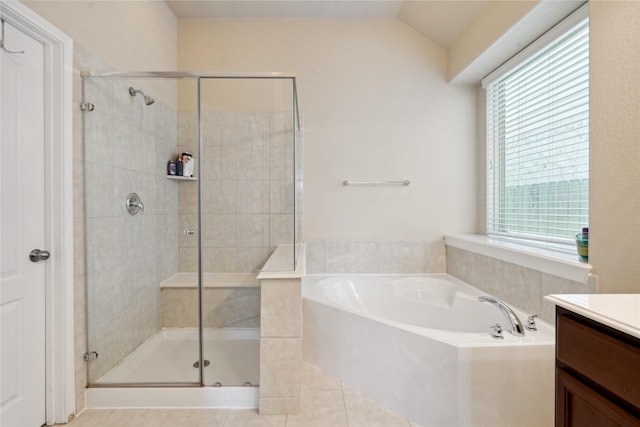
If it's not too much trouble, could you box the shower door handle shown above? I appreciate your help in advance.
[29,249,50,263]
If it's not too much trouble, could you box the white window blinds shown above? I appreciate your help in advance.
[485,12,589,244]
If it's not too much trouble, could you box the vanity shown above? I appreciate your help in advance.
[545,294,640,426]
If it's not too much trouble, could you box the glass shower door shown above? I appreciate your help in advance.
[83,75,200,385]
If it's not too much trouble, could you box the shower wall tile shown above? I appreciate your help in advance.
[201,112,222,145]
[73,274,87,339]
[85,162,114,218]
[236,180,269,213]
[235,247,270,273]
[73,104,84,162]
[201,145,222,180]
[203,288,261,328]
[179,247,198,272]
[112,119,143,170]
[178,182,198,214]
[202,248,236,272]
[83,74,179,383]
[83,111,113,165]
[73,219,86,279]
[179,214,198,248]
[202,213,237,247]
[237,143,268,181]
[178,110,301,276]
[270,181,294,214]
[112,80,143,126]
[140,133,158,175]
[270,144,294,181]
[161,288,261,328]
[270,214,294,248]
[83,79,113,116]
[85,217,117,275]
[161,289,198,327]
[202,180,236,213]
[237,214,269,247]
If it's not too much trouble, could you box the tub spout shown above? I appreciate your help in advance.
[478,296,525,337]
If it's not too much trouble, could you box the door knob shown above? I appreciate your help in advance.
[29,249,50,263]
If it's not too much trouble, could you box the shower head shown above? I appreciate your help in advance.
[128,86,155,106]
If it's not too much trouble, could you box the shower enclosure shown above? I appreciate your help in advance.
[81,72,302,393]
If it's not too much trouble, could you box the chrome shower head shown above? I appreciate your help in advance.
[129,86,155,106]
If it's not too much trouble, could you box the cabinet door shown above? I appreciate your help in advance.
[556,369,640,427]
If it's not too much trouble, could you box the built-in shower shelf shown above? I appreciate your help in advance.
[160,272,259,288]
[166,175,198,181]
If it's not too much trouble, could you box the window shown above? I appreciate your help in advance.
[484,7,589,246]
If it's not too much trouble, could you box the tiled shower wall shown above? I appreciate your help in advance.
[161,111,301,328]
[177,111,299,273]
[82,75,179,381]
[446,246,597,323]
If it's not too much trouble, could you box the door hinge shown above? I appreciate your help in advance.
[80,102,95,111]
[83,351,99,361]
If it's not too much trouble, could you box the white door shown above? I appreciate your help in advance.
[1,21,47,427]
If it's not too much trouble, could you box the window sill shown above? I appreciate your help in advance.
[444,234,592,284]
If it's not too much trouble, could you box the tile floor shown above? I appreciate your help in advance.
[67,363,423,427]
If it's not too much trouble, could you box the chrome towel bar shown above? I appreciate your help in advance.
[342,180,410,186]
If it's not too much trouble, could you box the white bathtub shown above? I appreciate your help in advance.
[302,274,555,427]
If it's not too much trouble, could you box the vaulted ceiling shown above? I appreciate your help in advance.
[165,0,491,49]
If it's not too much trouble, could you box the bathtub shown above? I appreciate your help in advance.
[302,274,555,427]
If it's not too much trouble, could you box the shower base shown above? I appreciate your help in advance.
[86,328,260,409]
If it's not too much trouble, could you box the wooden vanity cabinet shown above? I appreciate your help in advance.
[555,307,640,426]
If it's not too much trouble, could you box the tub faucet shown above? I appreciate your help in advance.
[478,296,525,337]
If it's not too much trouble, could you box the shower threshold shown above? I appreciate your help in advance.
[86,328,259,409]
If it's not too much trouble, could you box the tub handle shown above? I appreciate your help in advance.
[526,315,538,331]
[487,323,504,339]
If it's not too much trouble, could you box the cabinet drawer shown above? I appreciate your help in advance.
[557,314,640,409]
[556,369,640,426]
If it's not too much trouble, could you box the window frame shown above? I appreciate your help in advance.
[482,4,589,249]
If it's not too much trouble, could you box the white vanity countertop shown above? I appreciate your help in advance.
[545,294,640,340]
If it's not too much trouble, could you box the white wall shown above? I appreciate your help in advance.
[23,0,178,105]
[179,18,478,241]
[589,1,640,293]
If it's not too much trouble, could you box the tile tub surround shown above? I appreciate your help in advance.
[446,245,598,323]
[305,239,447,274]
